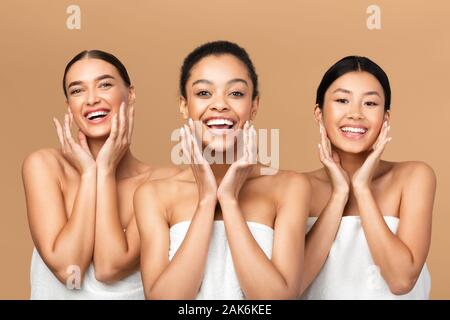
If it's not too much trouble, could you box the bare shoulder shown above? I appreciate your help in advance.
[134,167,187,209]
[391,161,436,185]
[252,166,311,196]
[22,148,64,178]
[301,167,327,184]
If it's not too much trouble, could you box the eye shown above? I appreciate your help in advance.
[230,91,244,97]
[196,90,211,97]
[364,101,378,107]
[99,82,113,89]
[69,88,83,95]
[335,98,349,104]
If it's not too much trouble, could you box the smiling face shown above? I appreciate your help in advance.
[180,54,259,152]
[316,71,389,154]
[64,58,135,138]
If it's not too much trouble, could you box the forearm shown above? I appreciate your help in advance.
[220,199,296,299]
[93,170,134,280]
[52,171,96,279]
[355,187,419,293]
[300,191,348,294]
[148,198,216,299]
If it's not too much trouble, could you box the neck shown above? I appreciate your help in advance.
[209,150,232,185]
[210,163,231,185]
[335,149,370,177]
[334,148,385,181]
[87,137,106,159]
[87,137,137,179]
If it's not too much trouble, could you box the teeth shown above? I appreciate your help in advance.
[341,126,367,134]
[86,110,109,120]
[205,118,234,126]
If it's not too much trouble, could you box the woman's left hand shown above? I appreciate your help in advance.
[96,102,134,173]
[352,121,392,191]
[217,121,257,202]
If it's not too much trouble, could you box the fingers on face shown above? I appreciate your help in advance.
[180,126,191,164]
[53,117,66,153]
[249,125,257,164]
[374,121,391,151]
[319,123,332,154]
[127,105,134,141]
[109,113,119,140]
[318,143,326,164]
[118,102,127,142]
[63,113,76,147]
[243,121,249,161]
[78,130,92,155]
[67,108,73,126]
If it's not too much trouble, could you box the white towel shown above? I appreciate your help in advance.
[30,248,144,300]
[169,220,274,299]
[300,216,431,300]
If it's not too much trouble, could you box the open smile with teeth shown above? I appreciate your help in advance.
[85,110,110,122]
[204,118,236,134]
[340,126,368,139]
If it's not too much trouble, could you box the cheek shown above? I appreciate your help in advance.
[366,111,385,130]
[231,99,253,117]
[67,98,83,113]
[187,99,209,118]
[99,87,128,104]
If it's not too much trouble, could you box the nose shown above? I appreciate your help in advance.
[346,102,364,120]
[86,88,100,106]
[208,95,229,112]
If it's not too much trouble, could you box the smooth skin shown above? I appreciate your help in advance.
[134,54,311,299]
[300,71,436,296]
[22,58,179,285]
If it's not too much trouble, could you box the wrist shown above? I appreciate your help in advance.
[352,184,371,197]
[198,194,217,207]
[218,196,238,205]
[97,166,115,177]
[332,184,350,196]
[81,168,97,179]
[331,188,349,201]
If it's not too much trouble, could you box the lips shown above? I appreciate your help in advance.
[83,108,111,124]
[339,125,368,140]
[202,116,237,135]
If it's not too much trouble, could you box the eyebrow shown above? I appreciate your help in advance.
[67,74,115,89]
[192,78,249,87]
[332,88,381,96]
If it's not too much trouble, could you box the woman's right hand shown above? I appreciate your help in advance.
[180,118,218,202]
[318,120,350,195]
[53,108,97,175]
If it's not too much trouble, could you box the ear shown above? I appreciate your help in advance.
[250,96,260,121]
[179,96,189,120]
[384,110,390,124]
[314,104,323,125]
[128,85,136,106]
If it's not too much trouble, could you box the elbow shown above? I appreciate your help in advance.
[387,276,417,296]
[245,284,300,300]
[94,264,123,284]
[53,264,87,288]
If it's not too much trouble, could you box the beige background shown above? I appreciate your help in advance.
[0,0,448,299]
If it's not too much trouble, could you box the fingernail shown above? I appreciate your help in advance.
[387,125,391,131]
[318,143,321,148]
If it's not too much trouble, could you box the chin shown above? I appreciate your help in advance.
[335,142,371,154]
[204,140,234,152]
[85,128,110,139]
